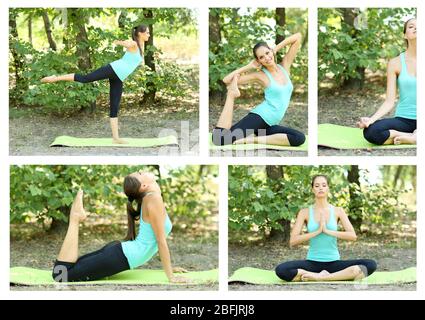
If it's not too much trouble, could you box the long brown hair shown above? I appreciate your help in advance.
[123,175,146,241]
[403,18,416,48]
[132,24,148,55]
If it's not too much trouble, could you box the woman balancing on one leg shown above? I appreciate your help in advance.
[52,171,190,283]
[212,33,306,147]
[41,25,149,144]
[275,175,377,282]
[358,18,416,145]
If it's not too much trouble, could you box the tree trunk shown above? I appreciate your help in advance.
[9,10,26,97]
[209,9,225,103]
[347,165,362,232]
[69,9,96,112]
[61,8,69,51]
[393,166,404,189]
[266,166,291,243]
[341,8,365,90]
[42,9,57,51]
[141,9,157,105]
[28,13,33,46]
[275,8,286,63]
[118,10,127,29]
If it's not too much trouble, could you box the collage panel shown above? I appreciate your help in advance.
[317,8,416,156]
[9,8,200,156]
[209,7,308,157]
[228,165,416,291]
[10,165,218,290]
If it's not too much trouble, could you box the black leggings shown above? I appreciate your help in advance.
[74,64,123,118]
[363,117,416,145]
[275,259,377,282]
[52,241,130,282]
[212,112,306,146]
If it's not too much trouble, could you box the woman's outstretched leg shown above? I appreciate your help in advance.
[216,74,240,129]
[56,190,87,263]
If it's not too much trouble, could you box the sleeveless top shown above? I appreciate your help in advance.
[306,205,340,262]
[121,194,172,269]
[395,52,416,120]
[250,64,294,126]
[110,49,143,82]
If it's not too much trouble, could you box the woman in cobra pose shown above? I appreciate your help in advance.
[358,18,416,145]
[275,175,377,282]
[52,171,190,284]
[42,25,149,144]
[212,33,306,147]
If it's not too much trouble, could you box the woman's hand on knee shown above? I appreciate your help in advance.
[357,117,372,128]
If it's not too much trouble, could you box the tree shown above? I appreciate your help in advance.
[42,9,57,51]
[141,8,156,105]
[274,8,286,63]
[209,9,224,103]
[340,8,365,89]
[267,166,291,243]
[347,165,362,232]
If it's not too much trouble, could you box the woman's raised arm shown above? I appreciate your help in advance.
[274,32,302,73]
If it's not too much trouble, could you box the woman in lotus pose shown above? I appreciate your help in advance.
[358,18,416,145]
[275,175,377,282]
[52,171,190,283]
[212,33,306,147]
[42,25,149,144]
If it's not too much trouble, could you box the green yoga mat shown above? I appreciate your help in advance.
[209,133,308,151]
[50,135,178,148]
[10,267,218,286]
[318,124,416,150]
[228,267,416,285]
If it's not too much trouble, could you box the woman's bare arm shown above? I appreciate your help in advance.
[113,39,138,51]
[274,32,302,73]
[290,208,322,247]
[323,207,357,241]
[358,58,398,128]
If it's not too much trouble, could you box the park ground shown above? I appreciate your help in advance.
[209,92,308,157]
[10,214,218,291]
[9,66,199,156]
[319,74,416,156]
[229,233,416,291]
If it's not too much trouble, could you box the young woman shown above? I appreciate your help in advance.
[52,171,190,283]
[41,25,149,144]
[275,175,377,282]
[358,18,416,145]
[212,33,306,147]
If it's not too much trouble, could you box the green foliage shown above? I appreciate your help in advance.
[318,8,416,86]
[9,8,198,112]
[209,8,308,96]
[10,165,218,233]
[229,166,415,241]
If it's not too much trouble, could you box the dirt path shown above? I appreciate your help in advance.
[209,95,308,157]
[228,239,416,291]
[318,83,416,157]
[10,225,218,291]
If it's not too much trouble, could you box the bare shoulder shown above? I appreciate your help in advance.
[388,56,401,74]
[145,193,164,211]
[333,206,347,218]
[298,207,309,219]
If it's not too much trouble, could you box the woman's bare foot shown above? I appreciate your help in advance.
[301,270,330,282]
[112,138,129,144]
[233,134,256,145]
[227,74,240,98]
[394,133,416,145]
[41,75,58,83]
[70,190,87,223]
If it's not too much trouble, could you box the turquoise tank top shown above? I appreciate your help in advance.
[306,205,340,262]
[395,52,416,120]
[121,204,172,269]
[250,64,294,126]
[110,49,143,82]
